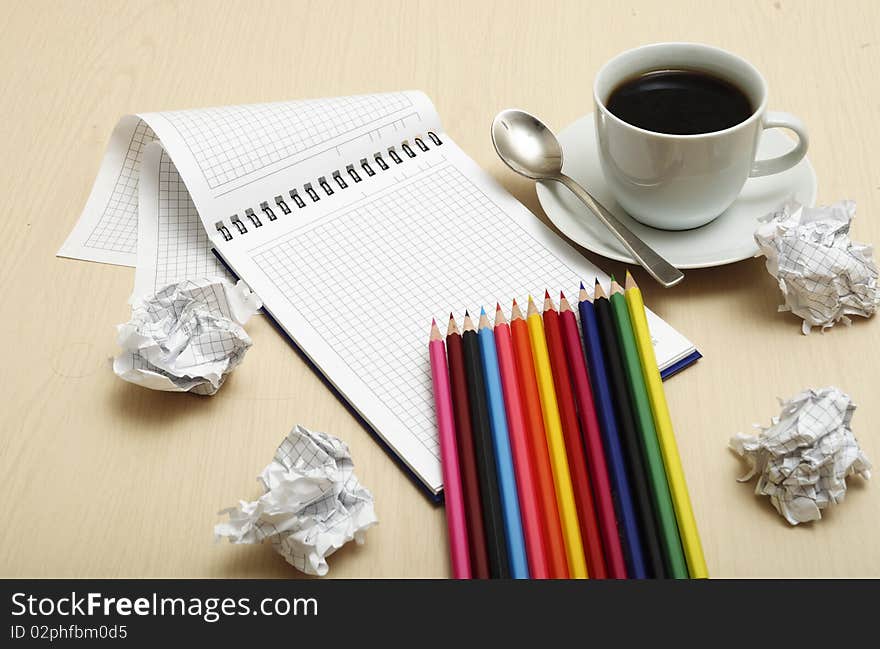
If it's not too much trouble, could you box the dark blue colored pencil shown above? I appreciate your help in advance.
[577,282,647,578]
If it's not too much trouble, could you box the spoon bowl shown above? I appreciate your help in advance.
[491,109,565,180]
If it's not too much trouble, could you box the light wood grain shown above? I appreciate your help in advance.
[1,0,878,578]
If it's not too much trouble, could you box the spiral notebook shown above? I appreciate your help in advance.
[62,91,700,497]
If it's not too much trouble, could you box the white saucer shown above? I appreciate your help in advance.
[535,113,817,268]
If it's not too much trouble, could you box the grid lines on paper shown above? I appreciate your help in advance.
[162,93,412,190]
[252,165,584,460]
[85,120,156,253]
[154,150,232,290]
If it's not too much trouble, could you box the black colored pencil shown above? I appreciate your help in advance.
[461,311,510,578]
[593,281,668,579]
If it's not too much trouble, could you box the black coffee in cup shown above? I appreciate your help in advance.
[606,69,753,135]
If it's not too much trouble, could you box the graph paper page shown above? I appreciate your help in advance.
[60,92,438,266]
[133,143,233,298]
[214,136,696,494]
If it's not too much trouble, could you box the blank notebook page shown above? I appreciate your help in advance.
[234,145,692,494]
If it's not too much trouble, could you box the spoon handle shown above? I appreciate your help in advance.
[555,174,684,288]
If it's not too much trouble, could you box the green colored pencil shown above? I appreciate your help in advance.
[609,278,688,578]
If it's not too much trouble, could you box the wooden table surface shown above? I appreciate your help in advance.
[1,0,878,578]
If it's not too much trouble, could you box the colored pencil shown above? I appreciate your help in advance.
[428,319,471,579]
[446,315,491,579]
[526,295,588,578]
[624,271,709,578]
[510,300,569,579]
[578,283,647,578]
[542,291,607,579]
[478,308,529,579]
[559,292,628,579]
[493,305,551,578]
[594,280,667,578]
[609,280,688,578]
[462,312,510,578]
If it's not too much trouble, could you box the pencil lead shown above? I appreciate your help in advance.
[610,273,616,282]
[594,280,607,300]
[465,309,469,317]
[449,312,454,320]
[528,294,534,304]
[544,289,550,299]
[580,280,585,290]
[431,317,436,326]
[560,290,566,300]
[430,319,442,341]
[494,305,507,327]
[496,302,501,312]
[512,297,518,307]
[478,308,491,330]
[480,306,486,316]
[625,270,637,291]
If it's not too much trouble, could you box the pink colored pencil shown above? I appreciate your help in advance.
[493,304,551,578]
[429,319,471,579]
[559,292,628,578]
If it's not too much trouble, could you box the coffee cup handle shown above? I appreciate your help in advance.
[749,111,809,178]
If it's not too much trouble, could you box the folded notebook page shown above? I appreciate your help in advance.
[63,91,698,496]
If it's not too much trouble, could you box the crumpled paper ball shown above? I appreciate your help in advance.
[730,387,871,525]
[215,425,378,576]
[113,277,261,395]
[754,199,880,334]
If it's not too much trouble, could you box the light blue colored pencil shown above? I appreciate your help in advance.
[477,306,529,579]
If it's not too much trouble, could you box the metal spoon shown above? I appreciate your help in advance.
[491,109,684,288]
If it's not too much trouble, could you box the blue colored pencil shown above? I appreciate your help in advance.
[477,307,529,579]
[577,282,647,578]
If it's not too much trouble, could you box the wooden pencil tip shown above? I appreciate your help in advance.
[464,309,470,317]
[495,306,507,327]
[447,315,459,336]
[480,306,486,316]
[478,309,491,330]
[610,279,623,295]
[430,319,442,340]
[544,289,550,299]
[496,302,501,311]
[527,296,539,316]
[625,270,637,290]
[543,292,555,311]
[594,280,607,300]
[512,297,518,307]
[579,280,585,290]
[511,299,524,320]
[431,317,436,326]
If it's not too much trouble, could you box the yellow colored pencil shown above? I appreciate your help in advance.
[525,295,588,579]
[623,272,708,578]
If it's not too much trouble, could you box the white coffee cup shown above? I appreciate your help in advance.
[593,42,808,230]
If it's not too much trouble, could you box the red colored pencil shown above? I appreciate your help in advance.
[542,291,607,579]
[510,299,569,579]
[446,315,491,579]
[493,304,551,578]
[559,292,628,578]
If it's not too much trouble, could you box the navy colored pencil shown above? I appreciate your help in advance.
[593,280,667,579]
[578,282,647,579]
[462,311,510,578]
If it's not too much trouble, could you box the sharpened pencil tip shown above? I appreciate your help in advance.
[496,302,501,311]
[544,289,550,299]
[580,280,585,290]
[560,290,565,299]
[449,312,454,320]
[431,318,436,326]
[528,294,534,304]
[512,298,518,307]
[480,306,486,316]
[465,309,469,317]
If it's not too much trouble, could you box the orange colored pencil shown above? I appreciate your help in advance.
[510,299,569,578]
[493,304,550,578]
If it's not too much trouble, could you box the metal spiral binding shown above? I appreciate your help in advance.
[215,131,444,242]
